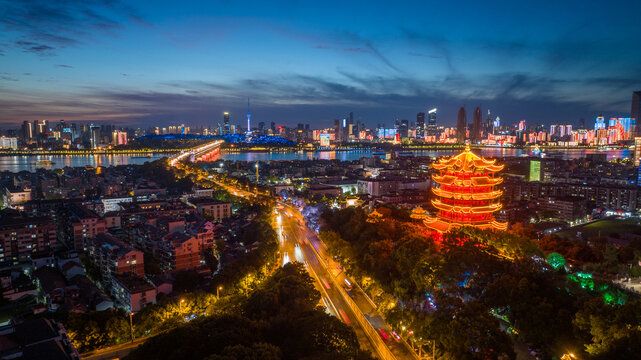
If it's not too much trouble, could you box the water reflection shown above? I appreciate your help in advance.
[0,148,631,173]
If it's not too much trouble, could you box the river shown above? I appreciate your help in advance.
[0,148,632,173]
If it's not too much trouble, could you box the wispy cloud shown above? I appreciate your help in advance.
[0,0,149,55]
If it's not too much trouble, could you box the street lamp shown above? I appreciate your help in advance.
[255,162,259,183]
[129,312,134,343]
[179,298,185,319]
[217,285,223,299]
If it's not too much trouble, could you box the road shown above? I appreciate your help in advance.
[275,203,420,360]
[182,157,421,359]
[81,336,151,360]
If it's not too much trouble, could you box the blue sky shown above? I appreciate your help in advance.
[1,0,640,129]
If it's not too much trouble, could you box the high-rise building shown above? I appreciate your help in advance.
[334,119,341,142]
[90,125,100,149]
[428,108,438,136]
[594,116,606,130]
[472,106,482,142]
[493,116,501,130]
[112,130,128,146]
[416,112,425,139]
[21,121,33,144]
[632,91,641,136]
[457,107,467,144]
[223,112,230,135]
[399,120,409,139]
[485,109,493,135]
[270,122,276,135]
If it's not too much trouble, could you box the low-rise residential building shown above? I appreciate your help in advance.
[3,186,32,209]
[538,196,588,222]
[357,178,399,197]
[63,203,107,251]
[0,215,57,266]
[86,233,144,284]
[186,198,232,221]
[0,318,80,360]
[159,232,201,271]
[111,274,156,313]
[101,196,133,213]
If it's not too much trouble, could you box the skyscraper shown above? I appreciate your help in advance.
[399,120,409,139]
[416,112,425,139]
[594,116,606,130]
[472,106,482,142]
[246,98,251,134]
[223,112,230,135]
[457,107,467,144]
[90,125,100,149]
[21,121,33,144]
[427,108,437,137]
[632,91,641,136]
[485,109,493,135]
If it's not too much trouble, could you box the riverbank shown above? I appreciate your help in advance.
[0,149,181,156]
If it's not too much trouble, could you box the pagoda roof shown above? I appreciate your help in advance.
[432,188,503,200]
[432,175,503,187]
[432,145,504,173]
[432,199,502,213]
[424,217,508,233]
[411,206,425,213]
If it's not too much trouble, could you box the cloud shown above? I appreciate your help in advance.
[55,64,73,68]
[15,41,55,55]
[0,68,635,129]
[0,0,149,55]
[400,27,455,73]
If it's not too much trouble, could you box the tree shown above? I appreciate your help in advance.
[144,253,162,276]
[424,294,515,360]
[244,263,319,319]
[205,343,281,360]
[174,270,205,293]
[574,298,641,359]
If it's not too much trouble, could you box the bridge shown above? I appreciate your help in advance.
[169,139,224,166]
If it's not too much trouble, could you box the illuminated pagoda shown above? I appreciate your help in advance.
[424,144,507,235]
[367,208,384,223]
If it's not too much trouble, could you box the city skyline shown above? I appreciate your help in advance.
[1,0,640,128]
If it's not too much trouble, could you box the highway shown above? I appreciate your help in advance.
[274,207,378,356]
[177,154,422,359]
[275,203,420,360]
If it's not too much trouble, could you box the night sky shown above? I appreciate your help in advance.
[1,0,640,129]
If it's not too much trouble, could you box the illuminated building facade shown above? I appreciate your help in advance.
[423,145,507,234]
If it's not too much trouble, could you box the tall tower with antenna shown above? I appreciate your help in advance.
[246,98,251,134]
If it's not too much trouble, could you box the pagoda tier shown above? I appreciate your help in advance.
[425,145,507,233]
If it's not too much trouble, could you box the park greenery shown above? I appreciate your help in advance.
[319,207,641,360]
[125,263,373,360]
